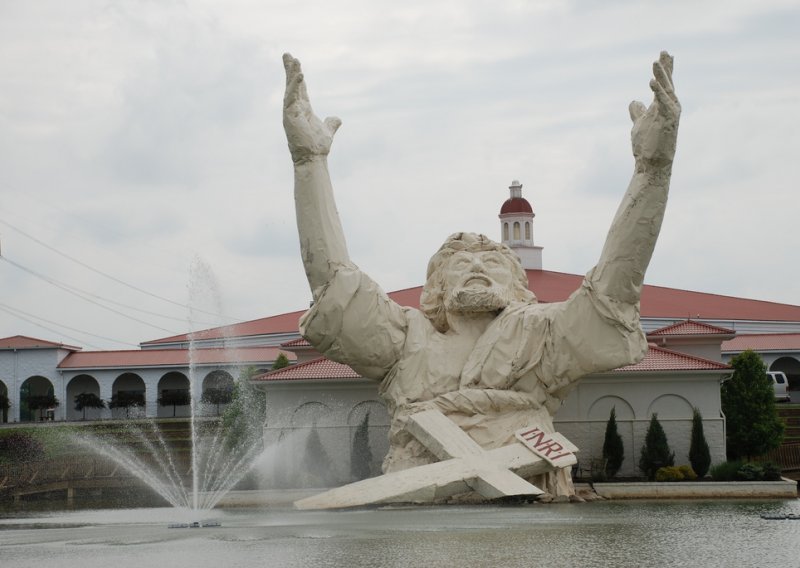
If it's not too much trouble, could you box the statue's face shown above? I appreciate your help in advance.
[443,250,514,314]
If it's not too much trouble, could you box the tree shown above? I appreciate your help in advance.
[158,389,190,417]
[26,394,59,421]
[689,407,711,478]
[201,388,233,415]
[74,392,105,420]
[109,391,145,418]
[350,412,373,480]
[303,423,336,486]
[602,407,625,478]
[639,413,674,480]
[221,367,266,452]
[272,352,290,370]
[722,350,784,460]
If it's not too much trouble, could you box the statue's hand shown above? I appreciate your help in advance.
[283,53,342,165]
[629,51,681,168]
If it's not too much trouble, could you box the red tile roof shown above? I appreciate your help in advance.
[0,335,82,351]
[142,270,800,345]
[280,337,312,348]
[722,333,800,353]
[57,346,294,370]
[254,344,728,383]
[648,320,736,337]
[614,344,730,372]
[253,357,361,382]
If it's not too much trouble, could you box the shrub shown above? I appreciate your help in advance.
[350,412,373,481]
[0,431,45,462]
[761,462,782,481]
[639,414,675,480]
[689,407,711,478]
[655,466,684,482]
[737,462,764,481]
[710,460,744,481]
[602,407,625,479]
[678,465,698,481]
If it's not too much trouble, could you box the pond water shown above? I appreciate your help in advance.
[1,499,799,568]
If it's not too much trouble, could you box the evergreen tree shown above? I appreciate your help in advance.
[722,350,784,460]
[222,367,266,452]
[602,407,625,478]
[639,413,675,480]
[689,407,711,477]
[272,352,291,370]
[350,412,373,480]
[303,423,336,486]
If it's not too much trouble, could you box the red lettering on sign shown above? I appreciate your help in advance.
[535,439,564,457]
[519,427,546,446]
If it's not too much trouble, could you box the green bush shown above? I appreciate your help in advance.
[737,462,764,481]
[678,465,698,481]
[710,460,744,481]
[655,466,685,482]
[761,462,782,481]
[602,407,625,479]
[689,407,711,478]
[639,414,675,480]
[0,431,45,462]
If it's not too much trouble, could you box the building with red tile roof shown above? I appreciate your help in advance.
[2,178,798,484]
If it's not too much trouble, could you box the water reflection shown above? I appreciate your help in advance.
[1,501,799,568]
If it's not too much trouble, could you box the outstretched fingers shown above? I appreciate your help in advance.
[629,100,647,123]
[283,53,310,110]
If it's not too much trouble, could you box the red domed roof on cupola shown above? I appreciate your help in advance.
[500,197,533,215]
[499,180,534,215]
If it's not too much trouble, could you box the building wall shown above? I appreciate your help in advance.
[259,381,390,488]
[0,348,71,422]
[258,370,728,486]
[554,372,727,477]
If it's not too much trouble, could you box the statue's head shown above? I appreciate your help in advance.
[420,232,536,332]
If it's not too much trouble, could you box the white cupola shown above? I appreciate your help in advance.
[498,180,543,270]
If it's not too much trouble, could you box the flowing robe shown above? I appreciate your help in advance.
[300,261,648,495]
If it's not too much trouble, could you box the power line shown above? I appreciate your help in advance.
[1,255,179,334]
[0,302,138,348]
[2,253,225,327]
[0,304,104,349]
[0,217,245,323]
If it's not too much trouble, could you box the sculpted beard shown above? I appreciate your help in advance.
[444,281,512,314]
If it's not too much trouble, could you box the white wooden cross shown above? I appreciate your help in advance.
[294,409,578,510]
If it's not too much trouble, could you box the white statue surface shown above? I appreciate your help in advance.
[282,52,680,501]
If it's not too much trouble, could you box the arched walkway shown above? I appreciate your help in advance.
[111,373,146,419]
[66,375,103,421]
[201,370,234,416]
[157,372,190,418]
[19,376,56,422]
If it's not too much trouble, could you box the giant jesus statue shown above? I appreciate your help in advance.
[283,52,680,497]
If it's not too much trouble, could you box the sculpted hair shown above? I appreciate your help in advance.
[420,232,536,332]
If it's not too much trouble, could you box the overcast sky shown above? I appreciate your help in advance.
[1,0,798,351]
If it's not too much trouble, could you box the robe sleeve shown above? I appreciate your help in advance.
[299,262,408,380]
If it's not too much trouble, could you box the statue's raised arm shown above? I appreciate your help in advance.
[589,51,681,304]
[283,53,349,298]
